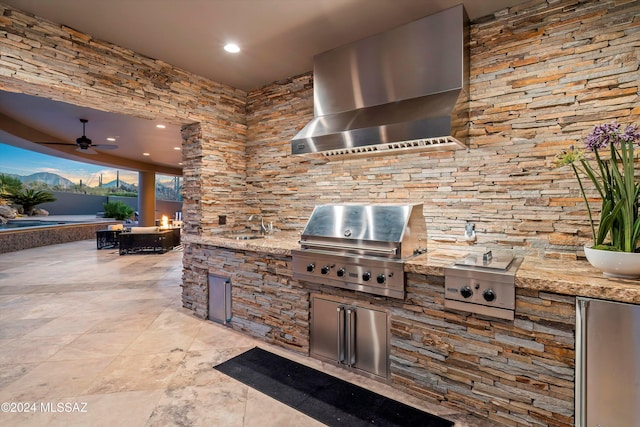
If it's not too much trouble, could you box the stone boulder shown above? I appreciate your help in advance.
[0,204,18,220]
[32,208,50,216]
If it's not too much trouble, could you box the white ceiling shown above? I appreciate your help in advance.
[0,0,527,174]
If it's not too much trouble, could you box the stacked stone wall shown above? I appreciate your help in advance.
[245,0,640,258]
[390,273,575,426]
[183,243,309,351]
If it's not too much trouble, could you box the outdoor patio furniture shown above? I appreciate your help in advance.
[96,229,122,249]
[118,227,180,255]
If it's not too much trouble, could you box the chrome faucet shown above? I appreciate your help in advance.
[248,214,273,235]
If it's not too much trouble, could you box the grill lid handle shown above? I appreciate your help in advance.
[301,240,398,256]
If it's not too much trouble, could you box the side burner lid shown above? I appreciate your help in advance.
[454,250,514,271]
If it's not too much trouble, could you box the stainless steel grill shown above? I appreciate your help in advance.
[291,204,427,299]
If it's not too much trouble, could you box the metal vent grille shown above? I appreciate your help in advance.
[320,136,466,158]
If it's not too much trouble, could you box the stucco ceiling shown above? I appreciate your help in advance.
[0,0,528,174]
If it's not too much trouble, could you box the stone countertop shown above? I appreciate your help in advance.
[186,234,640,304]
[407,248,640,304]
[184,232,301,256]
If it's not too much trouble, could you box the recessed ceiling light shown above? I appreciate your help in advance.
[156,124,166,129]
[143,152,150,156]
[178,162,183,166]
[106,137,116,142]
[173,146,181,151]
[224,43,240,53]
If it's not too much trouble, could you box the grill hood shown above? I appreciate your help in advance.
[291,5,469,157]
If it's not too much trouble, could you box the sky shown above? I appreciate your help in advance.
[0,142,174,186]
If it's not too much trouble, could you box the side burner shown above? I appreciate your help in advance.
[444,250,522,320]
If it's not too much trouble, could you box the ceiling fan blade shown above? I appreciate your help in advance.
[37,142,74,146]
[76,146,98,155]
[92,144,118,150]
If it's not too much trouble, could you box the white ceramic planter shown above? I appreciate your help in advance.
[584,245,640,279]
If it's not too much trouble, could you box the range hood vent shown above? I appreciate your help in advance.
[292,5,469,157]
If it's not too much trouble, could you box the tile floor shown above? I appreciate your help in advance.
[0,240,490,426]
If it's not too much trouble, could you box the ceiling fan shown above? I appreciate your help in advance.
[39,119,118,154]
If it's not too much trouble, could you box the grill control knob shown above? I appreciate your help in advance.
[483,289,496,302]
[321,265,330,275]
[336,268,346,277]
[362,272,371,281]
[376,274,386,284]
[460,286,473,298]
[306,263,315,272]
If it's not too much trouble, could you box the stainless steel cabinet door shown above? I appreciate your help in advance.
[310,297,343,362]
[352,305,388,378]
[311,296,388,378]
[577,298,640,427]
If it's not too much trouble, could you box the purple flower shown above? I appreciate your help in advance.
[584,122,640,151]
[585,122,620,151]
[621,123,640,145]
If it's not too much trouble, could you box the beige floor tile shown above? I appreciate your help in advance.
[0,335,78,364]
[86,351,187,394]
[23,315,102,337]
[0,357,113,401]
[86,313,160,334]
[47,332,141,361]
[145,384,248,427]
[121,329,197,355]
[0,317,54,339]
[0,363,37,389]
[190,323,260,352]
[168,348,254,389]
[0,239,481,426]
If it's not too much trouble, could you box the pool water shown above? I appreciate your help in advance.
[0,220,76,230]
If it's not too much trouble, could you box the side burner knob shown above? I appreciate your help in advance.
[460,286,473,298]
[306,263,315,272]
[336,268,346,277]
[483,289,496,302]
[362,272,371,281]
[376,274,386,284]
[321,265,330,275]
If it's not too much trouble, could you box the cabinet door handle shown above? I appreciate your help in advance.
[337,306,345,363]
[346,308,356,367]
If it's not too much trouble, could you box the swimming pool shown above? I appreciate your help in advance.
[0,220,80,230]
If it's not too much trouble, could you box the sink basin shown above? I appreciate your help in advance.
[221,233,265,240]
[233,235,264,240]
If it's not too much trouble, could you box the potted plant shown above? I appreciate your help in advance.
[555,121,640,278]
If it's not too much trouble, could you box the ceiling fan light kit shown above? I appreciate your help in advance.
[38,118,118,154]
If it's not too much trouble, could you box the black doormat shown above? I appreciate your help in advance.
[214,347,453,427]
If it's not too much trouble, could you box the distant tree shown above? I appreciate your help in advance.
[0,174,23,198]
[5,188,56,215]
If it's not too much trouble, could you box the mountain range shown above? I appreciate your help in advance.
[3,172,136,189]
[2,172,178,193]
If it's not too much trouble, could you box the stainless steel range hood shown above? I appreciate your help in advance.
[291,5,469,157]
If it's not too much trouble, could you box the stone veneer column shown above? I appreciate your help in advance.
[138,171,156,226]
